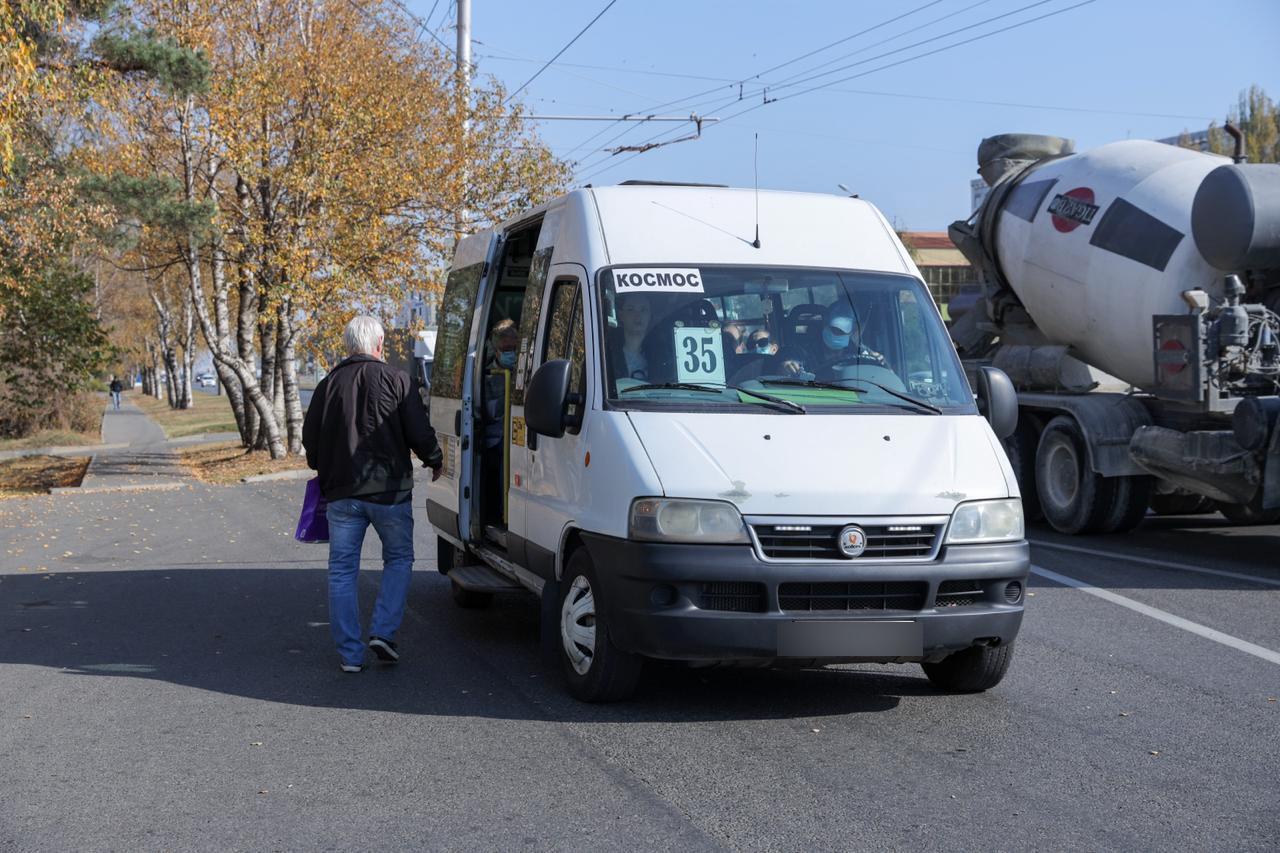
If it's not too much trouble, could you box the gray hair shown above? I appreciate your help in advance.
[343,315,385,356]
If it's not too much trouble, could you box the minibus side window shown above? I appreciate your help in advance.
[433,262,484,400]
[543,278,586,432]
[512,246,553,405]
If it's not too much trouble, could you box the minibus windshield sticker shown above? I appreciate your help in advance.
[673,326,726,385]
[614,268,704,293]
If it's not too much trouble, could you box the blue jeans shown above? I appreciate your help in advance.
[326,497,415,666]
[111,391,121,409]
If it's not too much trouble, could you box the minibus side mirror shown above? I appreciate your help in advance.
[526,359,572,439]
[975,366,1018,439]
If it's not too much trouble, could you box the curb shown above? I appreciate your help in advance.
[0,442,128,461]
[51,482,187,495]
[168,432,243,446]
[240,469,313,484]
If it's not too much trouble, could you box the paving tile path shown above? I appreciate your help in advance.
[71,399,193,493]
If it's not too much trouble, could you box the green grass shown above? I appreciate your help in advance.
[130,391,240,439]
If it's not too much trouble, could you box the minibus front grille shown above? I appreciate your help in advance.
[934,579,984,608]
[751,523,942,561]
[778,581,927,613]
[698,582,767,613]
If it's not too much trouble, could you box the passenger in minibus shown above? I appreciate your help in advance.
[613,294,653,380]
[481,319,518,523]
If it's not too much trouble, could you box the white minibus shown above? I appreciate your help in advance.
[427,182,1026,702]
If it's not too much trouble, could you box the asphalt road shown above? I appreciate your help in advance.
[1,480,1276,851]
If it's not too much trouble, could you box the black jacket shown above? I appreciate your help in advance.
[302,355,442,501]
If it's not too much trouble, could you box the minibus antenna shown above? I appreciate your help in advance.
[752,133,762,249]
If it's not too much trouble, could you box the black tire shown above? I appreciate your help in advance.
[1002,419,1042,522]
[1035,415,1116,534]
[450,579,493,609]
[557,548,643,702]
[436,537,458,575]
[921,642,1015,692]
[1096,475,1153,534]
[1149,492,1214,516]
[539,579,562,668]
[1217,497,1280,526]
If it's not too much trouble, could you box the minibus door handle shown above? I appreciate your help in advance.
[454,410,462,436]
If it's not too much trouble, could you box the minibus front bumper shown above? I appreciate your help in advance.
[579,534,1029,662]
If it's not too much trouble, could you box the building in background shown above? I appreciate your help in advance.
[899,231,977,321]
[394,291,438,330]
[970,178,989,213]
[1158,129,1211,151]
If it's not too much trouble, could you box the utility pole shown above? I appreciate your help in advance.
[456,0,470,88]
[454,0,471,245]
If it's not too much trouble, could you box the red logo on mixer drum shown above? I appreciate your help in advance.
[1048,187,1099,233]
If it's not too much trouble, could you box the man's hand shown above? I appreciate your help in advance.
[781,359,804,376]
[431,465,443,482]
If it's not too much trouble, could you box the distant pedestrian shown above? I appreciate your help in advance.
[108,376,123,410]
[302,316,443,673]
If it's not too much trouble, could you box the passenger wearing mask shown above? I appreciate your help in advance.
[781,303,884,378]
[481,320,519,524]
[746,329,777,356]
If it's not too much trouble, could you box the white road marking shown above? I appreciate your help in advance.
[1031,564,1280,666]
[1030,539,1280,588]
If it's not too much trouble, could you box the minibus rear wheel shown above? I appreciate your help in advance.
[558,549,643,702]
[921,642,1014,692]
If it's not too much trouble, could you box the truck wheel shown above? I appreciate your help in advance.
[1149,492,1214,516]
[922,642,1015,692]
[558,548,643,702]
[1097,475,1153,534]
[450,579,493,609]
[1002,420,1043,522]
[1035,415,1115,534]
[1217,498,1280,526]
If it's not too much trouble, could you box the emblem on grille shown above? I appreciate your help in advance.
[837,524,867,558]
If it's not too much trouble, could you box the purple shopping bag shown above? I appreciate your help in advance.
[295,477,329,543]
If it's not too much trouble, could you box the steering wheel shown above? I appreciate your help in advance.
[824,354,885,370]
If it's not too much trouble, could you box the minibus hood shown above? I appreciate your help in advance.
[625,411,1012,516]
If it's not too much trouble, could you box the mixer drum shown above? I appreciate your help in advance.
[986,140,1232,389]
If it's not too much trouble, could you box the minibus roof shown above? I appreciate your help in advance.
[588,184,912,274]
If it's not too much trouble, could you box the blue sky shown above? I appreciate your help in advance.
[405,0,1279,230]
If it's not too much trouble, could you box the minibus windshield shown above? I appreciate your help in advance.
[599,266,974,413]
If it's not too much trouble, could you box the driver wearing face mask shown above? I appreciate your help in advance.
[781,303,884,377]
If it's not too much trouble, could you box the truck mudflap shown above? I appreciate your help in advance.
[1018,391,1152,477]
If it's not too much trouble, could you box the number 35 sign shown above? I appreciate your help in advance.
[673,326,726,385]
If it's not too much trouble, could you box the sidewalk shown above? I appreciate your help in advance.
[64,399,192,493]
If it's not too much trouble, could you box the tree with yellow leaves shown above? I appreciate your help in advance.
[101,0,570,458]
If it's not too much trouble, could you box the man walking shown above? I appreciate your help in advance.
[303,316,443,673]
[108,376,123,410]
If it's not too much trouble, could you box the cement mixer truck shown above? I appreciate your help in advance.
[949,129,1280,534]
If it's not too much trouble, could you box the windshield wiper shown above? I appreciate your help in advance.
[858,380,943,414]
[620,382,805,414]
[757,378,868,394]
[758,377,942,414]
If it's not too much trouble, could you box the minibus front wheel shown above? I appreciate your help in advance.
[921,641,1015,693]
[558,549,643,702]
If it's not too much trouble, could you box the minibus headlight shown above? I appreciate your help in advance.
[946,499,1025,544]
[629,498,750,544]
